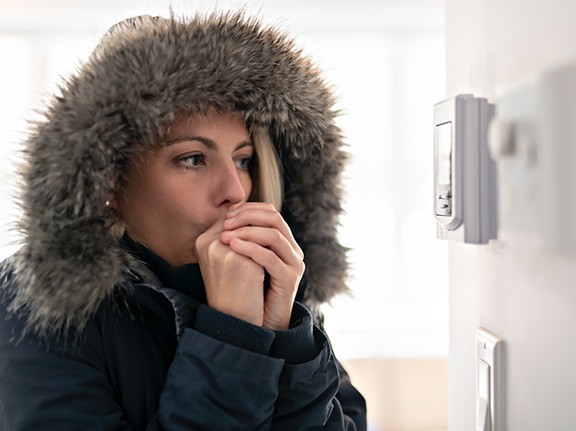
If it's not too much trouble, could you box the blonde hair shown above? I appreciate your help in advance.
[249,126,284,210]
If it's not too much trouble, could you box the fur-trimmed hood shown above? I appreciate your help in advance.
[6,12,348,335]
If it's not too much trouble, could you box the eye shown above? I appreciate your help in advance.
[235,156,252,171]
[178,153,205,169]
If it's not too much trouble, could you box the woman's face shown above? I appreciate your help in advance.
[114,110,253,266]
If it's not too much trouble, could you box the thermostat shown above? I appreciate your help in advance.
[434,94,497,244]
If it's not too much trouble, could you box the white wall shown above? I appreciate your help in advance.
[445,0,576,430]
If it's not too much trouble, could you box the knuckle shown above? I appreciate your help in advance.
[271,210,283,224]
[296,260,306,277]
[195,232,206,247]
[297,247,304,260]
[206,240,221,256]
[273,228,283,243]
[258,201,274,211]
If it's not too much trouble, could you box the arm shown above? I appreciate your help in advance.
[177,301,367,431]
[158,326,283,430]
[270,312,367,431]
[334,360,368,430]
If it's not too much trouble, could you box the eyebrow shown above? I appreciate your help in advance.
[165,135,253,151]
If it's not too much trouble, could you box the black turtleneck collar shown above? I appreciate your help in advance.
[121,234,206,303]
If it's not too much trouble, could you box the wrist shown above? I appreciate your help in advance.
[263,302,293,330]
[207,298,264,326]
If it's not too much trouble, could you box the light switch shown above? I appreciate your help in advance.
[478,359,490,400]
[476,359,491,431]
[476,328,504,431]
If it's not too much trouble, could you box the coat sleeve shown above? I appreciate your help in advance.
[334,361,368,430]
[171,304,366,431]
[157,328,284,429]
[270,325,367,431]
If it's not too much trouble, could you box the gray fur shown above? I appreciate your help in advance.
[6,12,349,335]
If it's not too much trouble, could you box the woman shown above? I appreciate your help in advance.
[0,12,366,430]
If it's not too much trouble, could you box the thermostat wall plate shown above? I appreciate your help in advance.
[434,94,497,244]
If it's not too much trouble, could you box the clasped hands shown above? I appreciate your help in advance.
[195,203,305,331]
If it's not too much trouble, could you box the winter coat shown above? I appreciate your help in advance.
[0,12,366,430]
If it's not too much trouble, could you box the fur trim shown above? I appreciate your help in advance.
[7,12,349,334]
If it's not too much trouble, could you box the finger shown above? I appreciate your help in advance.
[221,226,302,266]
[223,206,303,259]
[224,202,277,225]
[228,237,303,284]
[194,218,225,253]
[226,202,276,218]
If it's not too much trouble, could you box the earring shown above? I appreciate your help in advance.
[105,200,111,207]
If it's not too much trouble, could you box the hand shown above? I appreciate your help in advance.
[220,202,305,330]
[195,217,266,326]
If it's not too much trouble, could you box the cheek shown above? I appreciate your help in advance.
[152,176,212,226]
[243,172,253,198]
[148,177,193,215]
[116,161,170,219]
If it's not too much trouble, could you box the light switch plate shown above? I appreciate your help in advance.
[476,328,504,431]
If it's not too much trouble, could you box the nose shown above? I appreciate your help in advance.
[216,163,249,208]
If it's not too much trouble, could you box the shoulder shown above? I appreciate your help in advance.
[0,258,152,351]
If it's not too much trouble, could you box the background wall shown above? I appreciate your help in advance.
[445,0,576,429]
